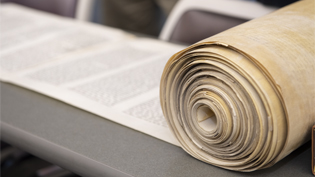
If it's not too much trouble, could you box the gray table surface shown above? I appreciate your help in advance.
[0,82,312,177]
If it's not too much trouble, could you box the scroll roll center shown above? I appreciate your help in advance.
[197,105,217,131]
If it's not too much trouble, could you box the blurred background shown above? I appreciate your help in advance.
[1,141,80,177]
[0,0,298,42]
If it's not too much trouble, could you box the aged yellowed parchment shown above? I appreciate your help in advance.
[160,0,315,171]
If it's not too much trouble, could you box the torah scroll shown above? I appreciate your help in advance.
[160,0,315,171]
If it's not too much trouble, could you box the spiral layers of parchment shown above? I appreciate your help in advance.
[160,0,314,171]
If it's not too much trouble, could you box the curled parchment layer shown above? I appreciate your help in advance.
[160,0,315,171]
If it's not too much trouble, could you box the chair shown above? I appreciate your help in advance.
[159,0,278,44]
[0,0,94,21]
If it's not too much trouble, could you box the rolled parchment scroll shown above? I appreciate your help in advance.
[160,0,315,171]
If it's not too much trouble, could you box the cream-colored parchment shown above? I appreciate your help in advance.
[160,0,315,171]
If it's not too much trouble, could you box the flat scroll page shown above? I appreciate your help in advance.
[0,4,183,145]
[160,0,315,172]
